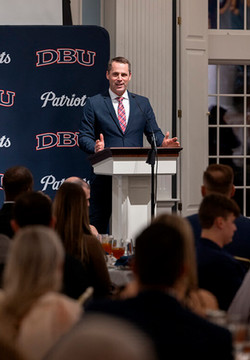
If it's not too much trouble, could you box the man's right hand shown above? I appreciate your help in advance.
[95,133,105,153]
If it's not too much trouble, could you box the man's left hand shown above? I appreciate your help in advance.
[161,131,180,147]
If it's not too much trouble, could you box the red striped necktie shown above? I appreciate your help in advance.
[117,97,126,133]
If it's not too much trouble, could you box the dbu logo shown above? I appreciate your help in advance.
[0,90,15,107]
[36,132,79,150]
[36,48,96,67]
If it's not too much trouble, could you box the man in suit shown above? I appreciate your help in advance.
[197,193,246,311]
[78,56,180,233]
[0,165,33,238]
[86,214,233,360]
[186,163,250,270]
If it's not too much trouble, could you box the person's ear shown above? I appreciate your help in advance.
[10,219,19,233]
[230,185,236,198]
[201,185,206,197]
[214,216,224,230]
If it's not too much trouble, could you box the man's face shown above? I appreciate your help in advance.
[106,61,131,96]
[221,213,237,245]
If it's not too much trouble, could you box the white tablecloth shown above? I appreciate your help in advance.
[108,268,133,287]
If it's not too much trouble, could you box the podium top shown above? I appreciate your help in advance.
[89,147,182,165]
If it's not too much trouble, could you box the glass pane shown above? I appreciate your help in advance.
[234,188,243,215]
[220,158,243,186]
[219,127,242,155]
[247,189,250,216]
[209,158,217,165]
[246,158,250,186]
[247,128,250,155]
[248,4,250,30]
[208,98,217,118]
[220,0,244,30]
[209,0,217,29]
[209,127,217,155]
[208,65,217,94]
[212,99,244,125]
[247,66,250,94]
[220,65,244,94]
[247,98,250,120]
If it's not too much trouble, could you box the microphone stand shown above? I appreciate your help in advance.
[146,135,157,220]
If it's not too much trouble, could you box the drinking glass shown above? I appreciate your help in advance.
[100,234,113,254]
[111,239,125,259]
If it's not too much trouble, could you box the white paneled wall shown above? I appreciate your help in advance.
[103,0,173,136]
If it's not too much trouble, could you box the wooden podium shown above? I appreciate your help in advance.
[89,147,182,241]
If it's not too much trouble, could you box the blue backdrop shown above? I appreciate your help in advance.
[0,25,110,205]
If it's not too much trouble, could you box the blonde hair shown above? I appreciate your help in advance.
[0,226,64,342]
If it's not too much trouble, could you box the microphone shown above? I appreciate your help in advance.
[131,94,157,151]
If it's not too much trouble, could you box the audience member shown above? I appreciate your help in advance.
[53,182,112,298]
[0,166,33,238]
[186,163,250,269]
[0,226,82,360]
[86,213,233,360]
[118,213,219,317]
[65,176,99,238]
[44,313,157,360]
[197,193,246,311]
[10,191,88,300]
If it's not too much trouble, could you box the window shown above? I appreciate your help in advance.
[208,64,250,215]
[209,0,250,29]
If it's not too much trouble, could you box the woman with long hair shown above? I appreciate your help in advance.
[0,226,82,360]
[53,181,111,298]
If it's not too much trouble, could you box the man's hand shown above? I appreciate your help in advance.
[161,131,180,148]
[95,133,105,153]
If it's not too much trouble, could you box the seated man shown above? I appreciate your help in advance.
[0,165,33,238]
[86,213,233,360]
[186,163,250,269]
[197,193,246,311]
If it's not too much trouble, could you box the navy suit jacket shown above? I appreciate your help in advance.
[86,290,233,360]
[78,91,165,154]
[187,213,250,261]
[197,238,246,311]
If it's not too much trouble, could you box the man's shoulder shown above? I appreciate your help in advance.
[236,214,250,226]
[129,92,149,103]
[86,92,109,103]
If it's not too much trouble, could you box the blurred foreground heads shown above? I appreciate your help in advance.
[44,314,157,360]
[86,213,233,360]
[0,226,82,360]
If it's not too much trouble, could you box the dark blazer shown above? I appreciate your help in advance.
[0,202,14,238]
[197,237,246,311]
[78,91,165,154]
[187,213,250,263]
[86,290,233,360]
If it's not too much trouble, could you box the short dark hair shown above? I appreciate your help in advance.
[3,166,33,201]
[13,191,52,228]
[107,56,131,73]
[134,215,192,288]
[203,164,234,195]
[199,193,240,229]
